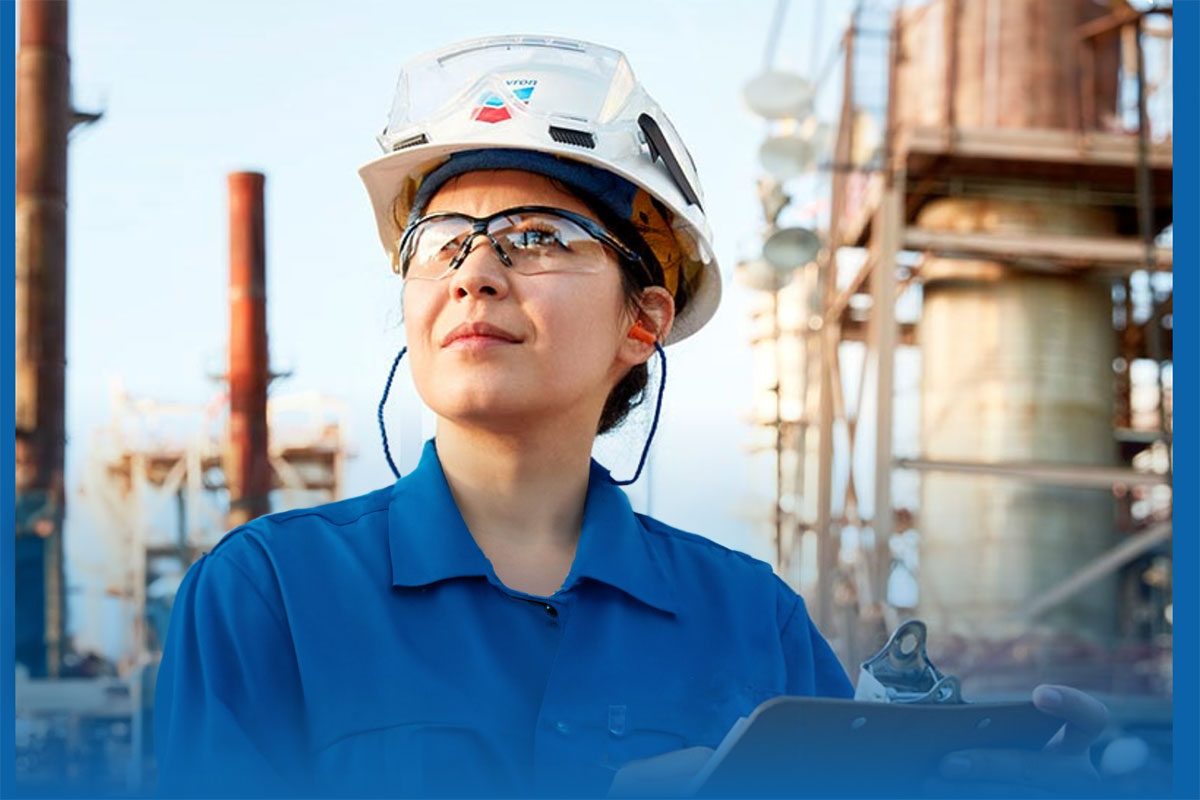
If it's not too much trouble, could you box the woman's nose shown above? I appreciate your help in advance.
[447,236,511,300]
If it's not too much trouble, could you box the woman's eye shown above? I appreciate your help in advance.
[513,228,567,250]
[430,235,466,259]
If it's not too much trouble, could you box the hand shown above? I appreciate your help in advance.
[607,746,714,798]
[926,684,1109,797]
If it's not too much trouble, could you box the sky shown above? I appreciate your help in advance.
[49,1,856,656]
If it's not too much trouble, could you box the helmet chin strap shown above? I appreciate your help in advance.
[377,342,666,486]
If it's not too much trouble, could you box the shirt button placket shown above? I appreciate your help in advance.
[532,594,574,794]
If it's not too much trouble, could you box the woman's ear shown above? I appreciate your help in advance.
[638,287,675,342]
[621,286,675,364]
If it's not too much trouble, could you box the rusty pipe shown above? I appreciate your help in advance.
[15,0,71,678]
[226,172,272,528]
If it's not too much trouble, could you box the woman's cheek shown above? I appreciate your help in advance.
[399,294,438,406]
[402,288,439,349]
[548,309,621,384]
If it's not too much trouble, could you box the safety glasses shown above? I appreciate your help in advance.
[397,205,643,281]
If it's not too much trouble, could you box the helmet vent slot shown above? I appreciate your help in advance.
[392,133,429,151]
[548,126,596,149]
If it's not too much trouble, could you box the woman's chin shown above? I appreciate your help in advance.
[430,395,540,427]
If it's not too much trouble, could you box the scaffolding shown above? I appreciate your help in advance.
[81,383,352,656]
[778,1,1173,677]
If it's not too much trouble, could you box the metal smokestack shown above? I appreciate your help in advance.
[225,172,272,528]
[15,0,71,678]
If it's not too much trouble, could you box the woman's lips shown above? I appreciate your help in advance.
[446,335,517,352]
[441,321,523,350]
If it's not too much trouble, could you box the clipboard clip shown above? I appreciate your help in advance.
[855,619,964,704]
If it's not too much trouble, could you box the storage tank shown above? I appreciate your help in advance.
[895,0,1124,642]
[917,199,1118,640]
[894,0,1119,131]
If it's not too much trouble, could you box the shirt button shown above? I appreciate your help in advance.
[555,721,571,735]
[543,604,558,618]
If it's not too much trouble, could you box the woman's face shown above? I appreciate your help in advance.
[402,169,640,433]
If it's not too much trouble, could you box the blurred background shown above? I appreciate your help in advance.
[13,0,1173,793]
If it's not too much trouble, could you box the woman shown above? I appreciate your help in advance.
[155,35,1106,798]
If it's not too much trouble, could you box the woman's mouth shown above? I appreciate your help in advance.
[441,321,524,350]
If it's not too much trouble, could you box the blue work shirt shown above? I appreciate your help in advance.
[155,439,853,797]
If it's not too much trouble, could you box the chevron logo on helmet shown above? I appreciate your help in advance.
[471,81,536,124]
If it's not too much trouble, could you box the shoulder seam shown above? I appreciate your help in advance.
[636,514,769,569]
[262,502,388,529]
[206,548,293,638]
[778,592,803,636]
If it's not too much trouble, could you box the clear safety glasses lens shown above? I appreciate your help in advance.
[400,208,634,281]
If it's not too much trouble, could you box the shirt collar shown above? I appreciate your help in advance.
[387,439,678,616]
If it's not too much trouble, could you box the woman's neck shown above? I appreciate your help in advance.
[434,417,595,568]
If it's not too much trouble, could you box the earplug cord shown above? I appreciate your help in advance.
[610,342,666,486]
[378,341,666,486]
[378,346,407,479]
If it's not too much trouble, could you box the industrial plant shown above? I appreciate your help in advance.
[14,0,1174,793]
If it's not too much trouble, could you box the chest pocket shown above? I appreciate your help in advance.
[310,686,518,798]
[313,721,516,797]
[580,701,717,773]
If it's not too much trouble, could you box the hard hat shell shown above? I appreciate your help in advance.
[358,34,721,344]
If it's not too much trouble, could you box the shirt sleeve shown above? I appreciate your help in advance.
[154,542,309,797]
[778,592,855,699]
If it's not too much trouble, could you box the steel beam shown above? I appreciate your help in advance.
[1015,521,1172,622]
[896,457,1171,488]
[903,228,1172,271]
[869,175,901,610]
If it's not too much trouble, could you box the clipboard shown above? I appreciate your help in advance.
[687,696,1062,797]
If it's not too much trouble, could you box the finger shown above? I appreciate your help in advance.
[940,749,1101,794]
[1033,684,1109,755]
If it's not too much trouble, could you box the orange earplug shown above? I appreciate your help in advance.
[628,323,657,345]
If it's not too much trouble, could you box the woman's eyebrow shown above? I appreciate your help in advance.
[499,216,551,230]
[492,209,574,230]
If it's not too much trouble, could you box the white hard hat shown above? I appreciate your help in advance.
[358,34,721,344]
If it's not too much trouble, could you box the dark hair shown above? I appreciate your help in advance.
[597,267,652,435]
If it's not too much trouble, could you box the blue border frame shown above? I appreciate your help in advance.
[1171,3,1196,797]
[1,4,1195,799]
[4,1,19,797]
